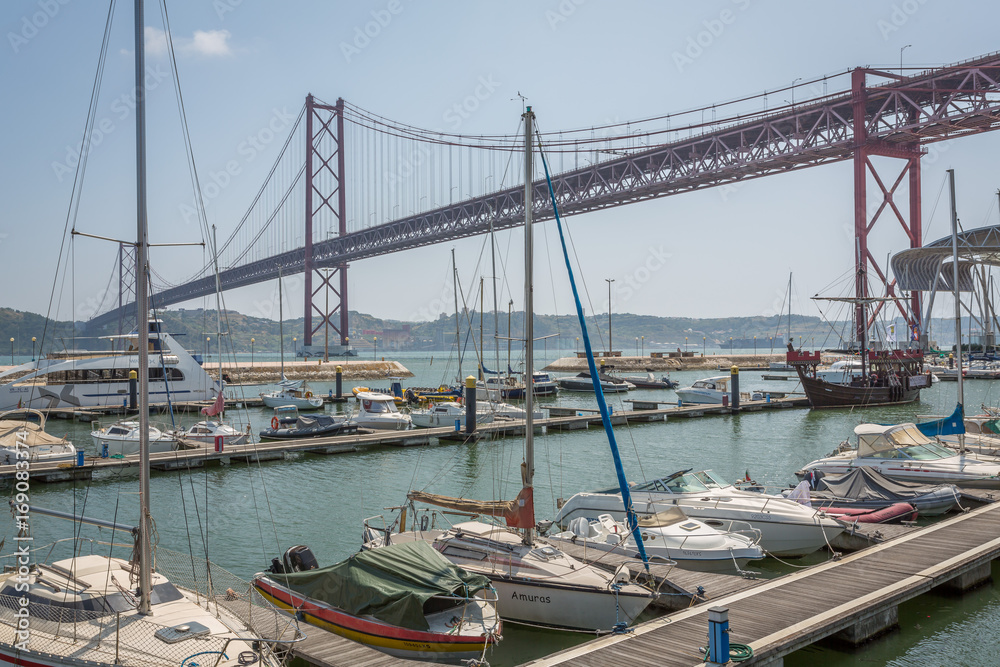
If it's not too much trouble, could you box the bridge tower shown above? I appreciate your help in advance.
[304,95,349,354]
[852,67,923,345]
[117,242,138,336]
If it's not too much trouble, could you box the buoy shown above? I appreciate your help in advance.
[271,416,280,430]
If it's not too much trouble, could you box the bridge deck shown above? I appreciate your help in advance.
[524,501,1000,666]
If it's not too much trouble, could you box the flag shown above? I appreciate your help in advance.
[201,391,224,417]
[744,469,751,482]
[911,326,919,341]
[887,324,896,343]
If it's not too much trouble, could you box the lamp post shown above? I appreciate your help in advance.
[373,336,377,361]
[31,337,36,362]
[206,337,211,364]
[8,338,13,365]
[605,278,615,355]
[345,337,350,359]
[753,336,757,356]
[685,336,688,354]
[641,336,645,356]
[703,336,706,356]
[635,337,638,356]
[730,337,734,354]
[900,44,912,76]
[293,337,297,358]
[250,338,255,368]
[576,337,579,353]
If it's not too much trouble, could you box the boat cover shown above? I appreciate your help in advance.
[0,420,68,449]
[272,541,490,631]
[814,466,954,501]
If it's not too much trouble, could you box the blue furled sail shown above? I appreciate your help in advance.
[537,143,650,571]
[915,403,966,437]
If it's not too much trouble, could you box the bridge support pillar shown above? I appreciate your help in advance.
[832,605,899,646]
[304,95,349,354]
[852,68,924,346]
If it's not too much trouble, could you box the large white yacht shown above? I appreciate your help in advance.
[0,320,220,412]
[553,469,844,557]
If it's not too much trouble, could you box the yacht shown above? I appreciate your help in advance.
[91,420,177,456]
[0,409,77,464]
[410,401,494,429]
[553,469,844,557]
[675,376,730,404]
[0,320,220,412]
[797,423,1000,488]
[170,420,248,447]
[557,372,631,393]
[815,359,864,384]
[354,391,412,430]
[260,379,324,410]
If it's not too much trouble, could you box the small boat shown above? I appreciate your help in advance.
[525,370,560,396]
[260,379,324,410]
[483,401,544,421]
[254,542,500,664]
[353,377,405,404]
[675,376,730,404]
[0,409,77,464]
[171,420,249,447]
[90,420,176,456]
[549,509,764,573]
[797,423,1000,488]
[557,372,631,393]
[787,344,927,408]
[622,372,678,389]
[788,466,959,516]
[260,413,358,440]
[354,391,412,430]
[823,502,917,524]
[410,401,494,429]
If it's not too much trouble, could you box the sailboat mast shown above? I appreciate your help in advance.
[278,268,285,378]
[134,0,152,616]
[479,277,484,381]
[787,272,792,344]
[948,169,965,455]
[491,220,500,383]
[452,248,461,380]
[523,106,535,546]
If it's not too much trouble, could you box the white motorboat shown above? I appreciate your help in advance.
[355,391,412,430]
[484,401,544,421]
[549,509,764,573]
[410,401,494,429]
[90,420,177,456]
[815,359,864,384]
[797,423,1000,488]
[171,420,249,446]
[557,372,631,393]
[260,379,324,410]
[554,469,844,557]
[0,319,221,412]
[675,376,730,404]
[0,409,77,464]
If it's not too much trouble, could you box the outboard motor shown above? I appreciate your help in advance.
[282,545,319,573]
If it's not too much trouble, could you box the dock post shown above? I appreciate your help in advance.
[730,365,740,411]
[465,375,477,434]
[335,366,343,399]
[708,606,730,664]
[129,370,137,410]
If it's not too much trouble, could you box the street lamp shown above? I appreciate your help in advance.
[754,336,757,356]
[900,44,912,76]
[293,337,297,357]
[206,337,211,364]
[345,337,350,359]
[730,337,733,354]
[641,336,645,356]
[703,336,706,356]
[576,337,579,353]
[605,278,615,355]
[250,338,255,368]
[373,336,377,361]
[31,337,36,362]
[8,338,13,365]
[685,336,688,353]
[635,337,638,356]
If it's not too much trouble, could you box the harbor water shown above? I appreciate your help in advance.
[6,348,1000,666]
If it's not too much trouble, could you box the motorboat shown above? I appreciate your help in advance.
[622,372,678,389]
[254,543,499,664]
[0,319,221,412]
[815,358,864,384]
[557,372,631,393]
[353,377,405,404]
[410,401,494,429]
[548,509,764,573]
[90,420,177,456]
[797,423,1000,488]
[483,401,544,421]
[260,379,324,410]
[363,516,654,633]
[259,413,358,440]
[553,469,844,557]
[789,466,960,516]
[0,409,77,464]
[526,371,560,396]
[675,376,730,404]
[354,391,412,430]
[171,420,248,447]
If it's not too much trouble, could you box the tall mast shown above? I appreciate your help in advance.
[452,248,461,381]
[948,169,965,455]
[479,278,484,380]
[278,268,285,379]
[134,0,152,616]
[523,106,535,546]
[491,219,500,385]
[787,272,792,343]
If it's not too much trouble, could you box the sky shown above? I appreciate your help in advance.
[3,0,1000,330]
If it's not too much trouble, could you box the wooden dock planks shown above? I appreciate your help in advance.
[525,501,1000,666]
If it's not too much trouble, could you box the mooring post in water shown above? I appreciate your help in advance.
[129,370,137,410]
[708,606,730,664]
[335,365,343,399]
[465,375,477,434]
[730,365,739,411]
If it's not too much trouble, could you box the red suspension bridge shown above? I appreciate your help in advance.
[90,51,1000,351]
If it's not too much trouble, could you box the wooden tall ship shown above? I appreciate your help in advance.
[787,344,929,408]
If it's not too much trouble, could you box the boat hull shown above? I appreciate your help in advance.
[260,394,324,410]
[796,373,920,408]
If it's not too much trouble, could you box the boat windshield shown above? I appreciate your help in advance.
[362,399,394,413]
[635,472,711,494]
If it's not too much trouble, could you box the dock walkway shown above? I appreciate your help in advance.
[525,500,1000,666]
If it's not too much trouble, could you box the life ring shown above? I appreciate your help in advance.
[271,416,280,430]
[305,391,313,398]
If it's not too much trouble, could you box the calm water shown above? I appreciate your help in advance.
[7,349,1000,666]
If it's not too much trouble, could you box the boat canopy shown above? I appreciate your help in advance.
[854,423,935,457]
[272,541,490,631]
[815,466,957,502]
[0,420,68,449]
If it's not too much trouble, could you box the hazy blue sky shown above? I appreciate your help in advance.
[3,0,1000,328]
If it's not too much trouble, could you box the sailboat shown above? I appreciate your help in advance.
[362,108,655,633]
[260,270,323,410]
[0,3,295,664]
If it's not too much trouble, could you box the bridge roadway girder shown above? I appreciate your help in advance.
[90,52,1000,329]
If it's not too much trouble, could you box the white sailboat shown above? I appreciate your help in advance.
[260,271,324,410]
[363,108,654,633]
[0,4,296,664]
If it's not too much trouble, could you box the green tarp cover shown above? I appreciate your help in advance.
[273,541,491,631]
